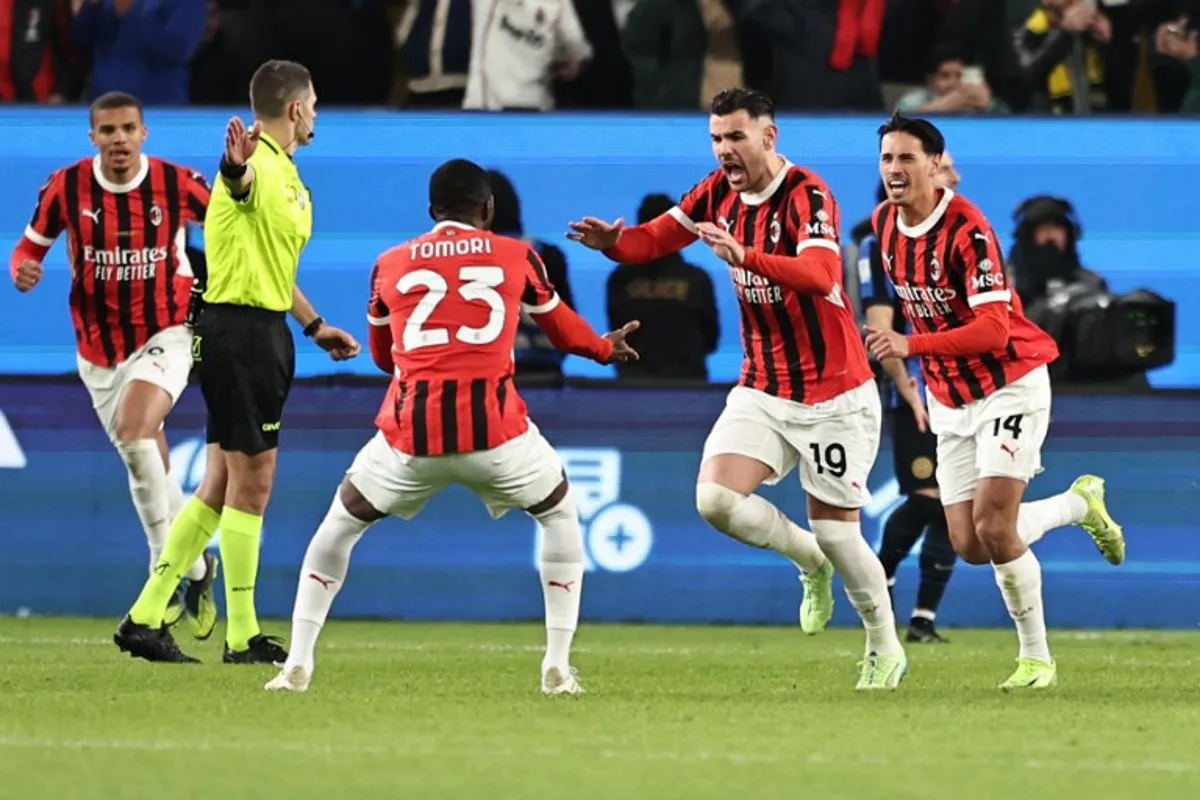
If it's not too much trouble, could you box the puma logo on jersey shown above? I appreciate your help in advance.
[973,232,990,241]
[82,209,101,222]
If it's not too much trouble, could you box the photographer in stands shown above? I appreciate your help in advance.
[1009,195,1175,387]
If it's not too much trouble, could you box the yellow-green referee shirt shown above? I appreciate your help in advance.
[204,132,313,311]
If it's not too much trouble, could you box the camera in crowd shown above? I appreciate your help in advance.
[1007,195,1175,385]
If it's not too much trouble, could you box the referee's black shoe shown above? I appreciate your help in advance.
[905,617,949,644]
[114,616,200,663]
[223,634,288,665]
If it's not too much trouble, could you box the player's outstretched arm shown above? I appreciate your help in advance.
[567,212,696,265]
[529,301,638,365]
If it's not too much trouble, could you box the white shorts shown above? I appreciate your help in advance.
[346,422,566,520]
[76,325,194,443]
[929,365,1052,506]
[701,382,881,509]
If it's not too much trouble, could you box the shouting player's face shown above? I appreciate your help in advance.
[879,131,941,208]
[90,106,147,178]
[710,110,777,194]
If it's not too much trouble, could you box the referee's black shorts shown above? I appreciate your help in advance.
[194,303,295,456]
[887,403,939,495]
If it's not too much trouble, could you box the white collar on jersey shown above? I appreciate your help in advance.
[897,188,954,238]
[738,157,793,207]
[92,154,149,194]
[431,220,476,233]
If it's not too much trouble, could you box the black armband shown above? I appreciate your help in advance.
[303,316,324,338]
[219,155,248,181]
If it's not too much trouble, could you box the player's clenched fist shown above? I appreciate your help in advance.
[602,320,640,363]
[567,216,624,251]
[224,117,262,166]
[13,260,42,292]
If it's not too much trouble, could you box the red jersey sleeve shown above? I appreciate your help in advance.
[784,178,842,257]
[24,172,66,247]
[181,168,211,223]
[366,261,395,374]
[954,220,1010,309]
[666,170,722,234]
[520,246,561,315]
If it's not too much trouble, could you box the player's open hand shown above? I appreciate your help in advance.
[865,325,910,361]
[695,222,745,266]
[313,324,362,361]
[567,217,624,251]
[224,117,261,166]
[13,260,42,292]
[602,320,640,364]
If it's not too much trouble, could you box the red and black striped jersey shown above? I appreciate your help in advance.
[668,162,871,405]
[369,221,561,456]
[871,190,1059,408]
[24,154,210,367]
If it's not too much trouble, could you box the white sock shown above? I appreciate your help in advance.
[119,438,173,573]
[811,519,903,657]
[165,467,209,581]
[695,483,827,572]
[1017,490,1088,547]
[534,494,585,674]
[286,493,372,674]
[992,549,1051,663]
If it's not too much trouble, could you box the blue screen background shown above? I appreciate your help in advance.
[0,109,1196,386]
[0,380,1197,629]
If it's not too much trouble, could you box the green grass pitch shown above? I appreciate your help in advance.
[1,617,1198,799]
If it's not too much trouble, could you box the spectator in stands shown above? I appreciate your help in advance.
[735,0,884,110]
[894,42,1009,113]
[464,0,591,111]
[487,169,577,381]
[622,0,742,110]
[554,0,632,109]
[189,0,245,105]
[72,0,206,105]
[397,0,471,108]
[0,0,81,102]
[876,0,955,112]
[1154,16,1200,112]
[606,193,719,381]
[942,0,1038,111]
[1014,0,1112,113]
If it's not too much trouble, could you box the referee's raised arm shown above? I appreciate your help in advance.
[114,59,359,666]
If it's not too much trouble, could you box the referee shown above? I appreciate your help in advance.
[851,152,962,644]
[116,60,360,663]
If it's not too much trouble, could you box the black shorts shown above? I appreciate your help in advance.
[194,304,295,456]
[888,404,939,495]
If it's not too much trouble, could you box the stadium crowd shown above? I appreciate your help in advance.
[4,0,1200,113]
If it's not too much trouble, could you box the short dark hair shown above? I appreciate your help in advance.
[928,41,965,74]
[89,91,142,127]
[637,193,674,224]
[709,88,775,120]
[429,159,492,219]
[249,60,313,118]
[877,113,945,156]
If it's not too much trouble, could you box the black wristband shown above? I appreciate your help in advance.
[303,317,324,338]
[219,155,248,180]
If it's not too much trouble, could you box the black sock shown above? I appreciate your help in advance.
[915,507,955,620]
[878,494,939,579]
